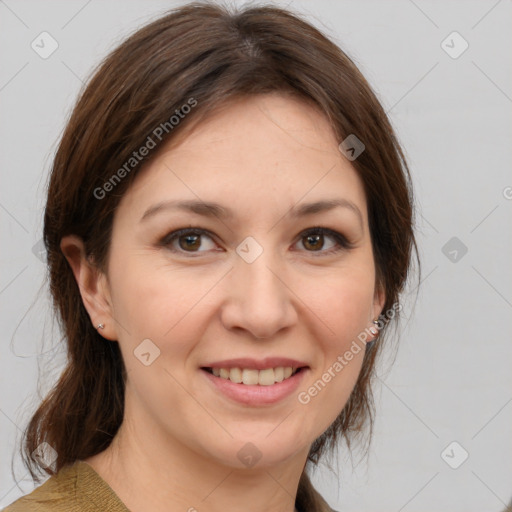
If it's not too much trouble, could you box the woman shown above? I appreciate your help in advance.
[3,2,417,511]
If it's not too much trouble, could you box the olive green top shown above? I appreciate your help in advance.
[1,461,130,512]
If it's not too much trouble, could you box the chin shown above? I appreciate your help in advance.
[203,433,308,471]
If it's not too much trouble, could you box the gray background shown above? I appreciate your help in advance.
[1,1,511,511]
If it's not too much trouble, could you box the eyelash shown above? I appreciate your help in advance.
[159,226,353,257]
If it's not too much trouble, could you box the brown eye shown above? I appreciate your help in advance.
[162,228,217,254]
[296,227,351,255]
[302,233,328,251]
[178,233,201,251]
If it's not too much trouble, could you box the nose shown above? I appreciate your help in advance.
[220,248,297,340]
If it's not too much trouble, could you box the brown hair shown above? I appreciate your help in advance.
[20,2,418,510]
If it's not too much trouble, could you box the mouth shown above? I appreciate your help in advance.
[200,364,309,405]
[200,366,306,386]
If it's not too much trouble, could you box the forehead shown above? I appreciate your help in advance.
[117,94,368,226]
[166,93,341,160]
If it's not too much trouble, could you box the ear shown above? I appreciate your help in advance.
[372,282,386,321]
[367,282,386,341]
[60,234,117,341]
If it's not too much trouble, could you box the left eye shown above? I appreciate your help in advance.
[297,227,349,254]
[161,227,350,256]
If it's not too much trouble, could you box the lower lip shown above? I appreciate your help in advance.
[201,368,308,406]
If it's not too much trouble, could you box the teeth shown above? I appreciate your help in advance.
[242,369,259,385]
[274,367,284,382]
[210,366,299,385]
[258,368,275,386]
[229,367,242,383]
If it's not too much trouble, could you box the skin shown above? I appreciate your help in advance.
[61,93,385,512]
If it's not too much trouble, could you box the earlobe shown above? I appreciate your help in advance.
[372,283,386,320]
[59,235,116,340]
[366,284,386,346]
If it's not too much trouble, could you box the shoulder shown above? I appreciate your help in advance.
[2,461,130,512]
[2,463,82,512]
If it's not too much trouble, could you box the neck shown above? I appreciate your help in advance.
[85,400,309,512]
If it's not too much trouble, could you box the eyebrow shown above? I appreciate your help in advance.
[140,198,363,228]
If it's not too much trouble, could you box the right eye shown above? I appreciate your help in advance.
[160,228,220,255]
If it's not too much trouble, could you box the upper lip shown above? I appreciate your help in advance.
[201,357,309,371]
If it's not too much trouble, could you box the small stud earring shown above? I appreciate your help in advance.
[369,319,379,336]
[96,323,105,330]
[366,319,380,349]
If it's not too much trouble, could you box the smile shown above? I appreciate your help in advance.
[202,366,302,385]
[200,366,308,406]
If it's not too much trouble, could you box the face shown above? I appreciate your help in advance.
[78,94,384,470]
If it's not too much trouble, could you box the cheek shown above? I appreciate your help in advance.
[109,255,210,414]
[293,270,373,439]
[330,282,374,343]
[110,249,176,324]
[317,277,371,384]
[297,263,376,346]
[108,251,219,355]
